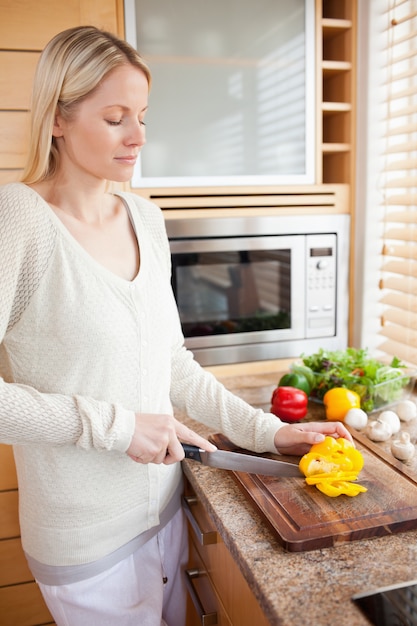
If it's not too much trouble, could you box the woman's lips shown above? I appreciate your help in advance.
[115,155,137,164]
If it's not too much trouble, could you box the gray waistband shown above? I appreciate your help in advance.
[26,478,183,586]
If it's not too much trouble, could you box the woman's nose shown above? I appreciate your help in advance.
[127,121,146,146]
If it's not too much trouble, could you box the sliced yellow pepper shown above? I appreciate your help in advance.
[316,481,367,498]
[299,436,363,476]
[305,472,359,485]
[299,436,367,498]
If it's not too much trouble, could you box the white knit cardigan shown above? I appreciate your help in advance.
[0,182,282,574]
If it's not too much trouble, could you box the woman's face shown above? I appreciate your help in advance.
[53,64,149,183]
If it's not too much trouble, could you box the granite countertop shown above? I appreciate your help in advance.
[179,369,417,626]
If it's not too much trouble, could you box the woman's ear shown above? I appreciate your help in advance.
[52,110,65,138]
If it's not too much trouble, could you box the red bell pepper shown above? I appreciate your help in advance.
[270,386,308,422]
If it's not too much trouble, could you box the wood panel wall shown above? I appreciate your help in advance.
[0,0,123,184]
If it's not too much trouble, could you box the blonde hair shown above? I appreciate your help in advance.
[21,26,151,184]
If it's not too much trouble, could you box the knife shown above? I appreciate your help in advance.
[181,443,301,477]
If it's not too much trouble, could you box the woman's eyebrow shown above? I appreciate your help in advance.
[102,104,149,112]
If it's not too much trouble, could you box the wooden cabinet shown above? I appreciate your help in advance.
[317,0,357,338]
[317,0,357,186]
[183,483,271,626]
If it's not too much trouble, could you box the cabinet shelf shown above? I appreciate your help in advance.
[322,102,352,113]
[322,142,351,154]
[322,18,352,37]
[322,60,352,75]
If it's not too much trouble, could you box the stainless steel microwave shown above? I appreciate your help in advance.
[166,214,350,366]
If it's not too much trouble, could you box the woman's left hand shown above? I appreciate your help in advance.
[274,421,353,456]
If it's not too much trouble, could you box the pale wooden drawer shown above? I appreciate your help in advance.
[0,581,54,626]
[186,538,232,626]
[183,491,270,626]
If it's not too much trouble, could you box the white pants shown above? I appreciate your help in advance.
[37,508,188,626]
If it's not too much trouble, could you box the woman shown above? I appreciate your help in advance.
[0,26,352,626]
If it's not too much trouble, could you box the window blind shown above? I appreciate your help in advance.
[378,0,417,365]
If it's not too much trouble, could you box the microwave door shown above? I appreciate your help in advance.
[170,235,306,352]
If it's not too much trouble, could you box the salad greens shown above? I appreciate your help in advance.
[301,347,411,412]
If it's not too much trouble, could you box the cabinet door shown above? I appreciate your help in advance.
[126,0,316,188]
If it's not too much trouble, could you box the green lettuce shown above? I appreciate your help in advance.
[301,348,410,412]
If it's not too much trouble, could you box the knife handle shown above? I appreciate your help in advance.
[182,443,202,463]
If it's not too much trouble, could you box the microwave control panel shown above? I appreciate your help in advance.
[305,234,337,338]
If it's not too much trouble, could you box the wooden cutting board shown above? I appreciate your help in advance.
[210,432,417,552]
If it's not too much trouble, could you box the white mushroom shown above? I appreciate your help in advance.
[344,408,368,430]
[396,400,417,422]
[378,410,401,434]
[391,432,415,461]
[366,418,392,442]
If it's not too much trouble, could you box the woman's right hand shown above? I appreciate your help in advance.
[127,412,216,465]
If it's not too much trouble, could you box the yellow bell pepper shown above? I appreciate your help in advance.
[299,436,367,498]
[316,481,368,498]
[323,387,361,421]
[299,436,363,475]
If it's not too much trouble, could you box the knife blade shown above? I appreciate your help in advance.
[181,443,301,477]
